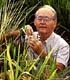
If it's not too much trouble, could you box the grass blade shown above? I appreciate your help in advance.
[35,48,54,80]
[7,44,14,80]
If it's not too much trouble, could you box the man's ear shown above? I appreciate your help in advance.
[34,18,36,26]
[53,19,57,29]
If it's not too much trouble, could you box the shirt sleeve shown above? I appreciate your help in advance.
[56,44,69,67]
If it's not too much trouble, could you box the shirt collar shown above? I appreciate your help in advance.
[33,32,55,43]
[45,32,55,43]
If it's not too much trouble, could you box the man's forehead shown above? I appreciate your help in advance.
[36,8,54,16]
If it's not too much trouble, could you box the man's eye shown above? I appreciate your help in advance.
[37,16,42,20]
[45,16,49,21]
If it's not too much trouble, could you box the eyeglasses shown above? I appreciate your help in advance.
[35,15,53,21]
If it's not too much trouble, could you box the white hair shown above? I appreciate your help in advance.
[35,5,57,19]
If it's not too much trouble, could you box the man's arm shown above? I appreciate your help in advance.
[56,63,65,72]
[56,43,69,72]
[28,38,67,72]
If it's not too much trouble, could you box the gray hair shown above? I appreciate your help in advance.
[35,5,57,20]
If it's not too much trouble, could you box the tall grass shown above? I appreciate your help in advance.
[34,49,54,80]
[0,0,40,39]
[0,42,58,80]
[0,0,70,80]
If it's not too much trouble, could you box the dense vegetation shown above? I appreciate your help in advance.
[0,0,70,80]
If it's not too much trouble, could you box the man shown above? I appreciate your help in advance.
[0,5,69,72]
[25,5,69,72]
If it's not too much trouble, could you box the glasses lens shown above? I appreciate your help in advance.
[45,16,49,20]
[36,16,42,20]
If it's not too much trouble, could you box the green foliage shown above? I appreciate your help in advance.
[0,0,6,9]
[0,42,57,80]
[35,49,54,80]
[0,0,70,80]
[7,44,14,80]
[0,38,69,79]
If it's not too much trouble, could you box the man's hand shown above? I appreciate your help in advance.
[56,63,65,72]
[29,38,46,58]
[25,25,33,36]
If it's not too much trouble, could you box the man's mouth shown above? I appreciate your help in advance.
[39,26,47,28]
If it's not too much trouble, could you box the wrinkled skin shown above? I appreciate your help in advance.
[29,38,46,58]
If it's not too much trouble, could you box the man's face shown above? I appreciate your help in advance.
[34,8,57,37]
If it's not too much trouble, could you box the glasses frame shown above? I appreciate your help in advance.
[35,15,54,22]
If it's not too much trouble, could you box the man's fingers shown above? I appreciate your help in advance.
[25,25,33,36]
[29,41,35,47]
[26,29,32,36]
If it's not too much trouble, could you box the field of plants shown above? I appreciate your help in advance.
[0,0,70,80]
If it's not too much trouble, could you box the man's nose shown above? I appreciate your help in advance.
[40,19,47,25]
[40,19,45,23]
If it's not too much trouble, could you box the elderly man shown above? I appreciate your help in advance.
[0,5,69,72]
[26,5,69,72]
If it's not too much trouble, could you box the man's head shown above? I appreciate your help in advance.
[34,5,57,40]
